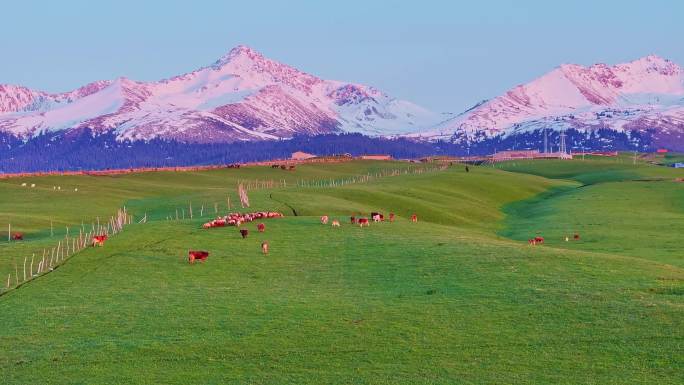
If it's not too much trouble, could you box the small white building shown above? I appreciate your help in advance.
[291,151,317,160]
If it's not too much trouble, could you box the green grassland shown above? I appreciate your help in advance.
[498,158,684,267]
[0,159,682,384]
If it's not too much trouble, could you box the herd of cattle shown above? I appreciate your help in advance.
[7,208,583,265]
[187,210,421,264]
[191,211,285,263]
[320,212,418,227]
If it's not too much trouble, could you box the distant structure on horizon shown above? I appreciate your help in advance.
[359,154,392,161]
[291,151,317,160]
[492,150,572,161]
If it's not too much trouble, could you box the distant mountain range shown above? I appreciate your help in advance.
[417,55,684,150]
[0,45,439,143]
[1,49,683,153]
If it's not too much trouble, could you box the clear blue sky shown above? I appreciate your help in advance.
[1,0,681,112]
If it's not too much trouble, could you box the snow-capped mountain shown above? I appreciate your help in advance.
[0,45,439,142]
[419,55,684,150]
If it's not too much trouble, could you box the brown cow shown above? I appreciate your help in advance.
[573,233,580,241]
[410,214,418,223]
[389,213,395,223]
[92,234,108,247]
[188,250,209,264]
[350,216,356,224]
[358,218,370,227]
[257,223,265,232]
[11,233,23,241]
[261,242,269,254]
[240,229,249,238]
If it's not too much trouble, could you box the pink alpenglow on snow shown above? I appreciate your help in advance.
[0,45,440,143]
[414,55,684,148]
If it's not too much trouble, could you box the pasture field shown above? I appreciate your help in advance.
[0,159,682,384]
[498,157,684,267]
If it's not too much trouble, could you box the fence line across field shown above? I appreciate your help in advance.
[1,207,135,296]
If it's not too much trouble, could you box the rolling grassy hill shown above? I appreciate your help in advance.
[0,159,682,384]
[498,157,684,267]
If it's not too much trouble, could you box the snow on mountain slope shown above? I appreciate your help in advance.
[419,55,684,145]
[0,45,439,142]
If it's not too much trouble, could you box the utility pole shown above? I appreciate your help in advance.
[559,129,567,156]
[543,129,548,153]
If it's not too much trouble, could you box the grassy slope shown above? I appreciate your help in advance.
[0,161,682,384]
[0,161,433,273]
[498,158,684,267]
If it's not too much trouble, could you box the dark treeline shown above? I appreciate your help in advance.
[0,128,658,173]
[0,130,458,172]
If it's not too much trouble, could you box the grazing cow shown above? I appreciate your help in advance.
[565,236,569,242]
[257,223,265,232]
[350,216,356,224]
[410,214,418,223]
[288,165,296,171]
[331,220,340,227]
[389,213,395,223]
[11,233,23,241]
[261,242,269,254]
[271,164,280,168]
[358,218,370,227]
[320,215,329,225]
[21,182,26,187]
[573,233,580,240]
[534,236,544,244]
[280,165,287,170]
[240,229,249,239]
[92,235,108,247]
[371,212,384,222]
[188,250,209,264]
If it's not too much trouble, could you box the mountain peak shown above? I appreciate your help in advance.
[620,54,680,75]
[213,45,264,68]
[636,54,669,64]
